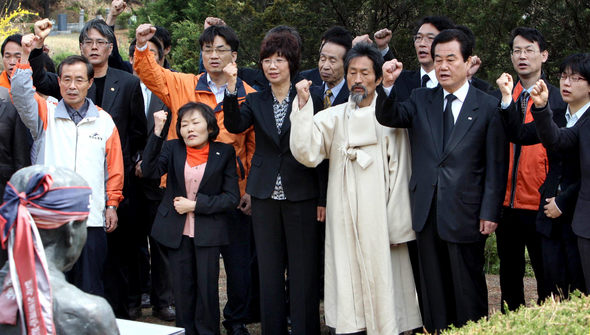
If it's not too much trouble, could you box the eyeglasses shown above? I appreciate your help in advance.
[559,73,587,82]
[413,34,436,43]
[60,77,89,86]
[262,58,287,67]
[82,39,110,48]
[511,48,538,57]
[201,47,232,55]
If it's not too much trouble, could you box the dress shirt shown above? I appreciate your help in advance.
[207,73,228,104]
[420,67,438,88]
[443,81,470,123]
[183,161,207,237]
[324,78,345,106]
[64,99,89,125]
[140,81,152,117]
[565,101,590,128]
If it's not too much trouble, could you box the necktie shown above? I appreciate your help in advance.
[520,91,529,119]
[421,74,430,88]
[324,89,333,109]
[443,94,457,149]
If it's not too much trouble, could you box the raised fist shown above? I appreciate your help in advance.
[136,23,157,49]
[374,28,392,50]
[496,73,513,103]
[34,19,53,41]
[382,59,403,87]
[295,79,312,109]
[530,79,549,108]
[153,110,168,137]
[223,61,238,92]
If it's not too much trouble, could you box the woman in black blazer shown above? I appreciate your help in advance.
[142,102,239,335]
[223,28,321,335]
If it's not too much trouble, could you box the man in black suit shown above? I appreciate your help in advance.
[28,18,147,319]
[308,27,353,109]
[376,29,506,332]
[126,39,176,321]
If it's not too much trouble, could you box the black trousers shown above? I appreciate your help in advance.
[66,227,107,296]
[541,219,585,298]
[251,197,320,335]
[129,186,174,309]
[221,210,256,328]
[168,236,221,335]
[577,236,590,294]
[496,207,547,311]
[416,197,488,333]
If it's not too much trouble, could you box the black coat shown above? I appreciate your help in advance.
[0,100,31,200]
[310,82,350,107]
[141,136,239,248]
[531,104,590,239]
[376,84,507,243]
[223,87,320,201]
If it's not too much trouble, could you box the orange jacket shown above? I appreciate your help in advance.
[134,47,256,195]
[503,81,547,210]
[0,71,10,89]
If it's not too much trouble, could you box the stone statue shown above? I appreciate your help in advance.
[0,165,119,334]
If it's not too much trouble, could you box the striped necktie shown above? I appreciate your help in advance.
[324,89,333,109]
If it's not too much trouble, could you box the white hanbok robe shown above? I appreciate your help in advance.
[290,94,422,334]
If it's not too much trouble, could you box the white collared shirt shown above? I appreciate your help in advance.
[207,73,228,104]
[420,67,438,88]
[324,78,345,105]
[443,80,470,123]
[566,100,590,128]
[140,82,151,117]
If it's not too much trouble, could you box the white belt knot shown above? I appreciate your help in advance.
[339,145,373,169]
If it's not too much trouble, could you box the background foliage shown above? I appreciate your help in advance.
[126,0,590,86]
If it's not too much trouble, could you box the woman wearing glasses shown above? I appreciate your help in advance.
[223,28,323,335]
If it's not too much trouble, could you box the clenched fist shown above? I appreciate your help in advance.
[135,23,157,49]
[223,61,238,93]
[295,79,312,109]
[382,59,403,87]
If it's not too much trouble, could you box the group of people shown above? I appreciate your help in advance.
[0,0,589,334]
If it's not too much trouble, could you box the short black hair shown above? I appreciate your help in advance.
[415,16,455,34]
[320,26,353,55]
[455,25,476,49]
[344,42,383,80]
[431,29,473,62]
[1,34,22,56]
[57,55,94,79]
[128,36,164,61]
[176,102,219,145]
[259,29,301,76]
[155,26,172,50]
[199,25,240,52]
[79,19,115,44]
[509,27,547,52]
[560,53,590,82]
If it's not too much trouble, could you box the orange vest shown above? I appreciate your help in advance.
[502,81,548,210]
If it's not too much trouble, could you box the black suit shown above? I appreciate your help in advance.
[500,102,585,297]
[531,104,590,293]
[224,88,321,335]
[300,68,322,87]
[127,92,175,311]
[29,48,147,317]
[376,84,506,331]
[142,136,239,334]
[310,82,349,108]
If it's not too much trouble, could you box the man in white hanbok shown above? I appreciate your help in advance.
[290,43,422,335]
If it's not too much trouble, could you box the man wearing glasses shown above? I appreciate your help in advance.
[134,23,256,335]
[11,33,125,306]
[26,18,147,319]
[494,27,566,312]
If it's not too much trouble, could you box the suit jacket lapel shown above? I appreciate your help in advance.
[198,142,221,191]
[442,86,479,158]
[278,88,297,139]
[174,143,188,197]
[426,87,444,156]
[260,89,281,147]
[334,83,349,106]
[101,69,120,112]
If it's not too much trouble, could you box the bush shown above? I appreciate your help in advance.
[442,291,590,334]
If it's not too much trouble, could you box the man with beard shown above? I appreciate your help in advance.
[290,42,421,335]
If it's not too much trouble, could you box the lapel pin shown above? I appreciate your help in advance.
[110,87,115,91]
[468,116,473,120]
[216,152,220,155]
